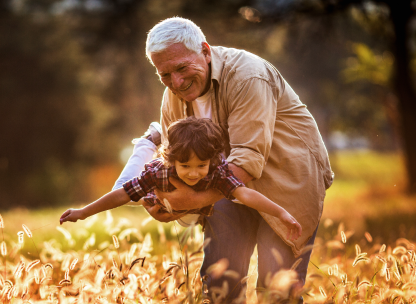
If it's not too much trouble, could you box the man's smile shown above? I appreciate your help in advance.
[180,81,193,91]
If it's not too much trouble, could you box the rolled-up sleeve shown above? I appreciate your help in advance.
[226,78,278,180]
[122,168,157,202]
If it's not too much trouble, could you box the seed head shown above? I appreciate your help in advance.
[22,224,32,238]
[17,231,24,244]
[1,241,7,256]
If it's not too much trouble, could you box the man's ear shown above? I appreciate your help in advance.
[201,42,211,63]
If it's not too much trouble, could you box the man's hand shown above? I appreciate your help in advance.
[154,177,223,210]
[142,200,184,223]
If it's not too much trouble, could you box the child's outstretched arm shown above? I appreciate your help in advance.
[232,187,302,241]
[60,188,131,225]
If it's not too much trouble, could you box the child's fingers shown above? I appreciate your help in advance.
[60,210,81,224]
[288,227,297,241]
[60,209,71,219]
[286,223,302,241]
[290,229,296,241]
[60,210,72,224]
[60,213,73,224]
[60,215,69,225]
[290,227,300,241]
[296,223,302,239]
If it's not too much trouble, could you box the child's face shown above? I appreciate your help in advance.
[174,152,210,186]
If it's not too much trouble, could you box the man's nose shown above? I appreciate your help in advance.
[171,72,183,89]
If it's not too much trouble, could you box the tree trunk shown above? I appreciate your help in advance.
[388,0,416,193]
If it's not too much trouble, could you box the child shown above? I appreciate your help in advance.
[60,117,302,241]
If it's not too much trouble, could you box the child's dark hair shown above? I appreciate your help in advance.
[161,116,224,169]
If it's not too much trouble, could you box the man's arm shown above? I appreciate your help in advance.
[225,78,277,180]
[153,164,253,210]
[141,200,187,223]
[154,177,223,210]
[153,79,274,210]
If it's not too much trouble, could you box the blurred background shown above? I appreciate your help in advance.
[1,0,416,242]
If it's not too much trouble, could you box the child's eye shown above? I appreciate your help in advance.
[181,165,189,168]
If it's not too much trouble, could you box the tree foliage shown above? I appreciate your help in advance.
[1,0,414,207]
[250,0,416,192]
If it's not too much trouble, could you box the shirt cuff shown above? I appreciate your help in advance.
[227,148,265,180]
[122,178,146,202]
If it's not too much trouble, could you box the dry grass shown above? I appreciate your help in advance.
[0,210,415,303]
[0,150,414,303]
[0,210,207,303]
[303,229,416,304]
[323,150,416,235]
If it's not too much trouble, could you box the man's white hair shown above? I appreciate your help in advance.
[146,17,207,62]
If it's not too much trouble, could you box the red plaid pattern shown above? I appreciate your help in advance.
[123,158,244,216]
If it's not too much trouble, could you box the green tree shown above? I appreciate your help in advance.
[0,3,119,207]
[253,0,416,191]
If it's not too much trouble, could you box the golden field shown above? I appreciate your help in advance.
[1,150,416,303]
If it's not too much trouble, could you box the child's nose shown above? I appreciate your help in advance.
[189,169,198,177]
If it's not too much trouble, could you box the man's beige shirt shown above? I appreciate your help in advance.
[160,46,334,256]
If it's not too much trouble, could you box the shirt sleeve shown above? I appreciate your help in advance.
[225,78,278,180]
[213,163,245,200]
[122,164,158,202]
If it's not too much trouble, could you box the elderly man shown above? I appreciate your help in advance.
[113,17,333,303]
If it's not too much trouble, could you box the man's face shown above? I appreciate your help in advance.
[151,42,211,102]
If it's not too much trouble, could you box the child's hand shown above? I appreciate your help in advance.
[60,209,84,225]
[280,212,302,241]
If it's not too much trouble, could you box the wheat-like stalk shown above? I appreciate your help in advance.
[17,231,24,244]
[319,286,327,298]
[25,260,40,272]
[1,241,6,256]
[14,260,25,279]
[22,224,32,238]
[291,258,303,270]
[393,246,407,254]
[112,235,120,249]
[70,258,78,270]
[355,244,361,256]
[0,212,415,304]
[364,232,373,242]
[341,231,347,243]
[163,198,173,214]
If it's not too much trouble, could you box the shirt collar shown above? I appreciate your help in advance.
[210,46,222,82]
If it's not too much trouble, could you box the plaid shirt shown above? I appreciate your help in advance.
[123,158,244,216]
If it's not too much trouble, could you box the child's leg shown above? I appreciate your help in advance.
[112,138,157,191]
[200,199,260,302]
